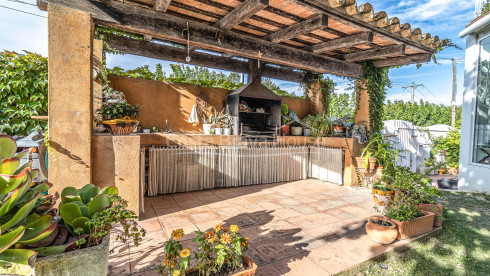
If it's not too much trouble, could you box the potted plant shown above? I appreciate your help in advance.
[290,121,303,136]
[365,217,398,245]
[372,180,394,205]
[158,223,257,276]
[302,114,332,138]
[96,102,140,135]
[281,103,293,136]
[434,129,460,175]
[0,135,146,275]
[416,185,443,227]
[376,166,436,240]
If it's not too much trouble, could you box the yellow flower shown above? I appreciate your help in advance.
[213,223,223,233]
[172,270,181,276]
[241,237,249,248]
[220,233,232,244]
[171,228,184,241]
[180,248,191,258]
[230,225,239,233]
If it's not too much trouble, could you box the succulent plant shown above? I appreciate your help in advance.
[0,135,58,274]
[59,184,118,235]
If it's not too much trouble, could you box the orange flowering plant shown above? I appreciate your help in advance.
[158,229,192,276]
[193,223,249,276]
[158,223,249,276]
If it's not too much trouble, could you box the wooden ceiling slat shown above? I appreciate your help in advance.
[214,0,269,30]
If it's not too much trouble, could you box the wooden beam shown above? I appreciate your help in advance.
[214,0,268,30]
[310,32,373,53]
[374,54,431,67]
[266,14,328,43]
[283,0,435,54]
[38,0,363,78]
[344,44,405,62]
[154,0,171,12]
[105,35,318,83]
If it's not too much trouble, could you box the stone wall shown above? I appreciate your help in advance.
[108,75,314,133]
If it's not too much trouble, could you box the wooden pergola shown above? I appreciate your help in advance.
[39,0,442,81]
[37,0,442,214]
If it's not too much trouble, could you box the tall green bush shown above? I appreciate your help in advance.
[0,51,48,135]
[383,100,462,127]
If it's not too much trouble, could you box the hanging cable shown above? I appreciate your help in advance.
[6,0,37,7]
[0,4,46,18]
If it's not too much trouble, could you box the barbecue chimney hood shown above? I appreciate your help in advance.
[226,60,281,141]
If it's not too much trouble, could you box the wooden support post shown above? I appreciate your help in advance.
[47,4,93,191]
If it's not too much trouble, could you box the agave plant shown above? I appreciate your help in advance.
[0,135,58,274]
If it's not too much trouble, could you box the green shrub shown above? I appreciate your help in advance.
[0,51,48,135]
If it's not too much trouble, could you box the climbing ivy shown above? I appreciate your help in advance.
[301,75,336,112]
[0,51,48,135]
[360,61,390,135]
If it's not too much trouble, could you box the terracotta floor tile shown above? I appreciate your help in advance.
[327,208,357,220]
[261,220,300,237]
[247,246,270,266]
[304,212,340,225]
[302,224,341,242]
[139,208,157,221]
[278,198,302,206]
[151,196,179,210]
[256,263,282,276]
[315,200,347,211]
[240,225,275,243]
[194,220,223,232]
[247,210,275,225]
[164,224,198,241]
[235,203,265,213]
[159,211,193,229]
[278,231,328,251]
[287,204,318,214]
[258,200,284,210]
[210,206,243,220]
[252,237,304,263]
[138,218,163,232]
[271,208,303,221]
[286,215,321,229]
[197,194,222,204]
[108,242,131,276]
[155,206,183,217]
[223,214,258,228]
[186,210,220,224]
[307,245,351,274]
[272,254,329,276]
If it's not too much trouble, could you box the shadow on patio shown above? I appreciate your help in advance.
[108,179,427,276]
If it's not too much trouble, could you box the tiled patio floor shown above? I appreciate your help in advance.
[108,179,430,275]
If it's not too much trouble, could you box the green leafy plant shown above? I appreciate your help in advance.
[281,103,293,126]
[360,61,390,135]
[0,51,48,136]
[372,180,392,192]
[0,135,58,274]
[383,100,462,127]
[302,114,332,137]
[96,102,140,120]
[433,129,461,169]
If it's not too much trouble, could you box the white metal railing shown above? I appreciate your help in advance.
[476,0,490,17]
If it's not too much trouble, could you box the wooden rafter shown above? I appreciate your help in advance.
[105,35,318,83]
[310,32,373,53]
[38,0,364,78]
[344,44,405,62]
[214,0,269,30]
[373,54,431,68]
[154,0,171,12]
[265,14,328,43]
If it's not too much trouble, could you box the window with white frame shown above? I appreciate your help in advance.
[474,36,490,164]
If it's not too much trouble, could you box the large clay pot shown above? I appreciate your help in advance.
[448,167,459,175]
[438,168,447,175]
[281,125,290,136]
[391,211,435,240]
[365,217,398,245]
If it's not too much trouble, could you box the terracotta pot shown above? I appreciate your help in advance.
[418,203,443,227]
[373,166,384,181]
[281,125,290,136]
[365,217,398,245]
[356,157,377,173]
[372,188,394,206]
[186,256,257,276]
[438,168,447,175]
[448,167,459,175]
[102,116,139,135]
[391,211,435,240]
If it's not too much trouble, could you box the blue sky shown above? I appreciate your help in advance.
[0,0,474,105]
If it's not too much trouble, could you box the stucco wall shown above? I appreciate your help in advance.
[108,75,314,133]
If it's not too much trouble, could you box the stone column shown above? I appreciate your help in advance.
[306,81,324,114]
[352,79,371,186]
[47,4,93,191]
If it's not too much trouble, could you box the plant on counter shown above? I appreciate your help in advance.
[302,113,332,138]
[96,102,140,120]
[158,223,255,276]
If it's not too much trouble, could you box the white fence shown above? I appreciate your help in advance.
[382,120,453,172]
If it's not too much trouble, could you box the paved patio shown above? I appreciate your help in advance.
[108,179,429,275]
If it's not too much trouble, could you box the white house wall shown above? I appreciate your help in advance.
[459,31,490,193]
